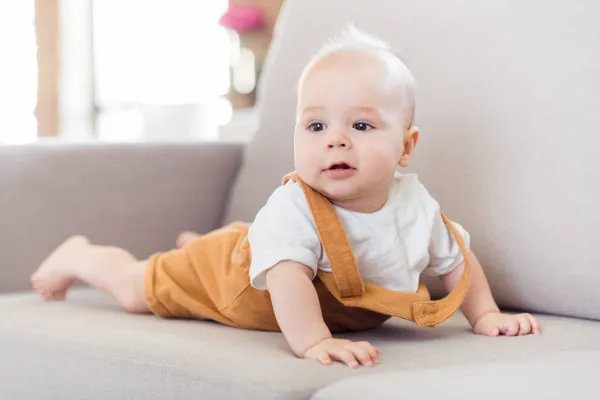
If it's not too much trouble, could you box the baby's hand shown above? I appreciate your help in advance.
[473,311,541,336]
[304,338,380,368]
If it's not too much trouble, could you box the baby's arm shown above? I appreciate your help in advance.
[440,251,541,336]
[266,261,379,367]
[266,261,330,354]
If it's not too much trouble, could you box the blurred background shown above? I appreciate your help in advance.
[0,0,284,145]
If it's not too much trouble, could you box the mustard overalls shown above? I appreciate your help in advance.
[144,172,471,333]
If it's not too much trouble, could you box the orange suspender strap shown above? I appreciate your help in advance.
[282,172,365,298]
[412,213,471,327]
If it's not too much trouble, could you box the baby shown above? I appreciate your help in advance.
[31,26,540,368]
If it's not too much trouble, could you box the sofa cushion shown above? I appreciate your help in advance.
[2,289,600,399]
[223,0,600,320]
[313,350,599,400]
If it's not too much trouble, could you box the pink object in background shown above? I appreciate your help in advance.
[219,5,264,33]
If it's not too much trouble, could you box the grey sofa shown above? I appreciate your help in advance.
[2,0,599,398]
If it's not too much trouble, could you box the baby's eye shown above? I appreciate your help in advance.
[308,122,326,132]
[353,122,374,131]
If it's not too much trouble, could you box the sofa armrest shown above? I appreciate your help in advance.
[0,141,245,293]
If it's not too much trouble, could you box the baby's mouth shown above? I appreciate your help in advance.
[330,163,351,170]
[324,162,356,171]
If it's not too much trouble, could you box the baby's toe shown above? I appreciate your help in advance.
[53,291,67,300]
[176,232,200,248]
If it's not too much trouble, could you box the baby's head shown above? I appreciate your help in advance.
[294,25,419,212]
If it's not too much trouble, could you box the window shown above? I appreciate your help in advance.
[0,1,37,144]
[93,0,232,141]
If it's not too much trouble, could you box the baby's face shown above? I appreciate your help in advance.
[294,51,412,212]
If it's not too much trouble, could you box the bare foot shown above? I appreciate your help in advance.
[176,231,201,249]
[31,235,90,301]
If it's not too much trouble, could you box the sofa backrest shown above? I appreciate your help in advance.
[223,0,600,320]
[0,143,242,293]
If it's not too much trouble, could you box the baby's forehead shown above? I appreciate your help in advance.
[296,49,416,126]
[300,49,414,91]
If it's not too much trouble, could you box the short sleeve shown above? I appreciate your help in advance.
[425,210,471,277]
[247,181,322,290]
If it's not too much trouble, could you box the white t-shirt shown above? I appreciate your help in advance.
[247,173,470,292]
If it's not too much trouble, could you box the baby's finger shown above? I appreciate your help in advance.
[482,326,500,336]
[348,344,374,367]
[318,352,333,366]
[502,318,519,336]
[357,341,380,363]
[516,314,532,335]
[330,349,359,368]
[474,317,498,336]
[357,341,379,355]
[529,315,542,335]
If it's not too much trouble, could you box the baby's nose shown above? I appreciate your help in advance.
[327,131,351,149]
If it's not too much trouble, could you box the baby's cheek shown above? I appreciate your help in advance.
[294,142,320,181]
[365,144,399,173]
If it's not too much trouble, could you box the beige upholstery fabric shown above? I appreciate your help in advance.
[224,0,600,320]
[0,142,243,293]
[1,289,599,399]
[313,351,599,400]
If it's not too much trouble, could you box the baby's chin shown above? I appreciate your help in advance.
[298,170,368,202]
[314,180,362,203]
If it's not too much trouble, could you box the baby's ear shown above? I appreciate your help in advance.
[406,126,419,149]
[398,127,420,168]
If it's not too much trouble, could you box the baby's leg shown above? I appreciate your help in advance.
[31,236,150,313]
